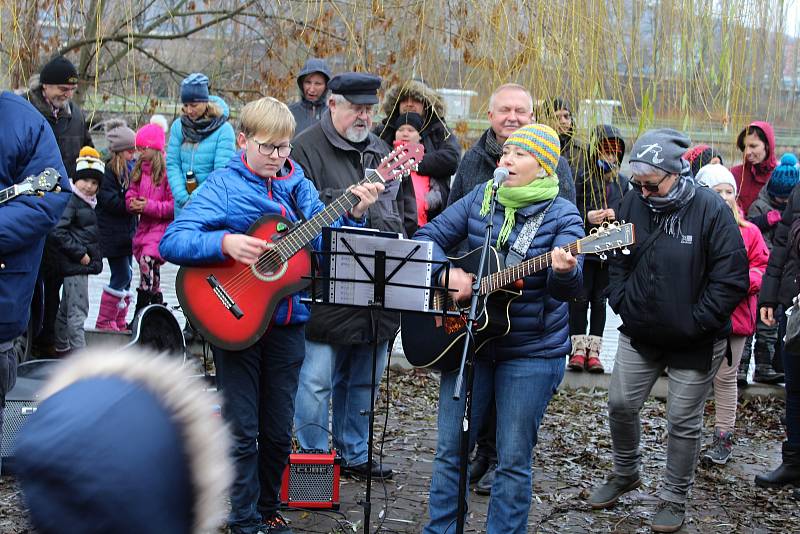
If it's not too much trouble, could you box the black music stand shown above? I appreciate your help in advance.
[302,229,458,534]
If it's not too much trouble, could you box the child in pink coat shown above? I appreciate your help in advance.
[126,124,174,316]
[697,163,769,465]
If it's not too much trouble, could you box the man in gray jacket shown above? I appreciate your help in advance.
[291,72,417,480]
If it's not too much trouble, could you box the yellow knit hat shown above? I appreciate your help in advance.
[503,124,561,175]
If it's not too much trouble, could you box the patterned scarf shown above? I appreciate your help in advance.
[480,176,559,247]
[181,114,227,143]
[642,161,696,239]
[484,129,504,160]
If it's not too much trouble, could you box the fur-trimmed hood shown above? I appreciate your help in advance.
[14,350,232,534]
[380,80,447,127]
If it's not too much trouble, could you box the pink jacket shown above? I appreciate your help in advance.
[126,161,174,262]
[731,221,769,336]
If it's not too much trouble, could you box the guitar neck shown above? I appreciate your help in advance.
[480,241,581,294]
[271,171,382,260]
[0,184,17,205]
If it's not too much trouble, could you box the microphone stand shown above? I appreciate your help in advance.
[453,179,500,534]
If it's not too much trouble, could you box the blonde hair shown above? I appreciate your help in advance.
[204,101,223,119]
[724,194,747,228]
[131,149,167,186]
[238,97,295,141]
[107,152,131,187]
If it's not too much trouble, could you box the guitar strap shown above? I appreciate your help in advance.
[504,199,554,267]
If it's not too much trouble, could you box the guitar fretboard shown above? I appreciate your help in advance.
[481,242,581,294]
[268,171,383,261]
[0,185,17,204]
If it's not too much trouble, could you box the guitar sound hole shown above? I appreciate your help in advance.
[250,245,287,282]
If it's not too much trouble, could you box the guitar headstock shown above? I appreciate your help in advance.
[18,168,62,196]
[375,143,425,182]
[577,221,636,259]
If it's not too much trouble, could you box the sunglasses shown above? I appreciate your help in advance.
[630,173,673,193]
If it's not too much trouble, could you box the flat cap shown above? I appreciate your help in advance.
[328,72,381,105]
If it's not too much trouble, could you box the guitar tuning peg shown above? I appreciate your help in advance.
[622,247,631,255]
[599,252,607,261]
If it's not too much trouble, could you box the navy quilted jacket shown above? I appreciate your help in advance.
[414,183,585,360]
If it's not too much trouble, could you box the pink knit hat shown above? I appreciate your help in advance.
[135,123,166,152]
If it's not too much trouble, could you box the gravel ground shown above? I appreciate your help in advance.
[1,367,797,533]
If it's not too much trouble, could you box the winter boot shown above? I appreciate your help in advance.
[753,336,783,384]
[95,286,124,331]
[738,336,753,387]
[586,335,605,373]
[115,290,133,331]
[568,335,587,371]
[755,442,800,488]
[132,288,153,321]
[150,291,165,306]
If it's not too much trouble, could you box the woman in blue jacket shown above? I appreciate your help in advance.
[415,124,584,534]
[159,97,382,534]
[166,73,236,217]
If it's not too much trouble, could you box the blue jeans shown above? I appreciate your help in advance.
[107,255,132,291]
[213,324,305,532]
[423,357,564,534]
[294,339,388,466]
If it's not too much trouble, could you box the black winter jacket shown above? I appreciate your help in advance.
[759,185,800,309]
[608,186,748,370]
[26,87,93,180]
[50,194,103,277]
[96,166,136,258]
[291,111,417,344]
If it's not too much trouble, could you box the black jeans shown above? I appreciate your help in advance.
[568,260,609,337]
[213,324,305,531]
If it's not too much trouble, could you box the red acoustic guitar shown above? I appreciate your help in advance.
[175,143,424,351]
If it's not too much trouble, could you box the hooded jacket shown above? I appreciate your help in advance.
[14,350,232,534]
[608,185,749,370]
[160,152,361,327]
[414,189,585,360]
[166,95,236,215]
[731,121,778,213]
[574,125,631,263]
[288,58,332,138]
[50,192,103,277]
[291,111,418,343]
[0,91,71,343]
[97,163,137,258]
[731,221,769,336]
[374,81,461,220]
[126,162,174,262]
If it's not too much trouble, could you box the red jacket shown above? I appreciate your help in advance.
[731,221,770,336]
[731,121,777,213]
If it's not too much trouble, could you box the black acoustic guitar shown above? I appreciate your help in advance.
[401,222,636,371]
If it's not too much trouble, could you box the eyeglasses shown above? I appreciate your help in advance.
[252,140,292,158]
[630,173,673,193]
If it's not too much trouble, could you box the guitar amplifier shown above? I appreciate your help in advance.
[280,450,340,509]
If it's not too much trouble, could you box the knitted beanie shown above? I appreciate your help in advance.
[135,124,166,152]
[40,56,79,85]
[629,128,691,175]
[181,73,210,104]
[75,147,105,184]
[503,124,561,176]
[696,163,737,194]
[392,112,424,132]
[105,120,136,152]
[767,153,800,198]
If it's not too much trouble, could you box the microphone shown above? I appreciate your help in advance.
[493,167,509,189]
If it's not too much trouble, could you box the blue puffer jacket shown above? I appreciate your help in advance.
[414,183,585,360]
[159,152,361,326]
[166,95,236,215]
[0,91,71,343]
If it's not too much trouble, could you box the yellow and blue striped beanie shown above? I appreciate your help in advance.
[503,124,561,176]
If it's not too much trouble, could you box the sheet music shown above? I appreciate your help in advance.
[328,228,433,312]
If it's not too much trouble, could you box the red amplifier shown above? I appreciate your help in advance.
[280,450,341,509]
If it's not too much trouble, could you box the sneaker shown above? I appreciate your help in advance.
[261,512,293,534]
[474,462,496,495]
[651,500,685,533]
[341,460,394,480]
[588,473,642,509]
[702,429,733,465]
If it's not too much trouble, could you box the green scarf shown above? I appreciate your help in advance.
[480,176,559,247]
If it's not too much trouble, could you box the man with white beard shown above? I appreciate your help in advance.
[291,72,416,480]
